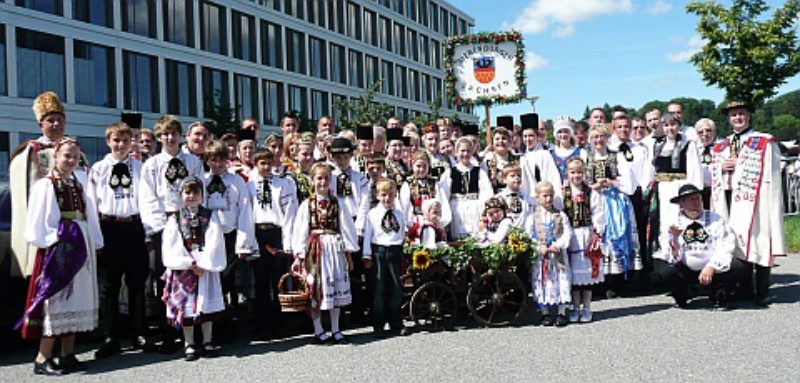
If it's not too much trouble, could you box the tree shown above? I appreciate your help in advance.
[772,114,800,140]
[203,90,239,138]
[333,80,394,130]
[686,0,800,108]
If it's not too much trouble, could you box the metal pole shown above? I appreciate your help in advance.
[485,104,492,147]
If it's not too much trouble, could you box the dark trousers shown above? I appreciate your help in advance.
[741,261,772,301]
[252,227,286,332]
[629,187,651,281]
[655,258,746,304]
[350,234,372,321]
[368,244,403,331]
[98,220,148,340]
[220,231,239,306]
[151,231,178,343]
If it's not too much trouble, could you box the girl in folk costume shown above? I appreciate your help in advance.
[399,151,451,230]
[563,158,605,323]
[385,129,410,192]
[421,123,451,179]
[20,138,103,375]
[585,124,640,298]
[694,118,718,209]
[161,177,227,361]
[549,118,587,185]
[286,132,315,204]
[476,197,514,245]
[482,122,521,193]
[710,101,785,307]
[526,181,573,327]
[446,137,494,240]
[494,164,535,228]
[291,163,359,344]
[409,199,448,250]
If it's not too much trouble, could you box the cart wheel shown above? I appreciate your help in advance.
[400,273,416,320]
[466,271,528,327]
[410,281,458,331]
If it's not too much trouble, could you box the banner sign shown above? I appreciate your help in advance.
[445,31,527,106]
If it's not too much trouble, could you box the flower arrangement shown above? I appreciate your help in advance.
[412,249,433,270]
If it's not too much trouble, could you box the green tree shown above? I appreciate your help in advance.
[772,114,800,140]
[686,0,800,108]
[333,81,394,130]
[203,90,239,138]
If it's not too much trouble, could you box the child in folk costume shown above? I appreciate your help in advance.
[495,164,535,228]
[482,123,521,193]
[447,137,494,240]
[386,129,410,191]
[549,118,587,185]
[20,138,103,375]
[400,151,451,230]
[351,124,374,173]
[287,132,315,204]
[476,197,514,245]
[365,153,388,209]
[291,163,359,344]
[563,158,605,323]
[421,123,451,179]
[161,177,227,361]
[527,181,573,327]
[409,199,448,250]
[228,129,258,182]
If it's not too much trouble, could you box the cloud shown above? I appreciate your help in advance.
[506,0,633,38]
[647,0,672,15]
[666,35,705,63]
[525,51,549,71]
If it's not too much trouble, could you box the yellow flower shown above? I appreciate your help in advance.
[509,235,524,254]
[413,250,432,270]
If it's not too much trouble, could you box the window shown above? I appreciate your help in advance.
[73,0,112,27]
[74,41,115,107]
[419,0,428,27]
[164,0,194,47]
[429,2,438,32]
[405,0,417,21]
[309,37,327,80]
[433,77,442,104]
[200,1,227,55]
[332,93,348,124]
[288,85,307,115]
[347,2,361,41]
[261,21,282,69]
[75,136,107,165]
[311,90,329,120]
[285,28,306,74]
[201,67,229,113]
[122,0,157,38]
[397,107,408,122]
[16,0,62,15]
[379,16,392,52]
[365,55,379,88]
[165,59,197,116]
[420,73,430,104]
[261,0,280,11]
[284,0,305,20]
[393,23,405,56]
[328,0,345,35]
[420,35,430,66]
[234,74,258,121]
[409,69,420,102]
[232,11,256,62]
[381,60,393,96]
[450,14,457,36]
[363,9,377,47]
[16,28,64,99]
[0,26,6,96]
[440,8,448,36]
[459,18,467,35]
[348,50,363,88]
[307,0,326,27]
[394,65,407,98]
[392,0,404,15]
[432,40,441,69]
[263,80,284,126]
[407,29,418,61]
[122,50,159,112]
[329,43,346,84]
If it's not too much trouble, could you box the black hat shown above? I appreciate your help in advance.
[670,184,703,204]
[461,123,479,136]
[723,100,753,113]
[496,115,514,130]
[401,136,412,147]
[236,129,256,142]
[386,128,403,142]
[356,124,374,140]
[121,112,142,130]
[329,137,354,154]
[520,113,539,130]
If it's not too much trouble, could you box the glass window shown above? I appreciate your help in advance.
[409,69,420,102]
[75,136,108,165]
[365,55,379,88]
[200,1,227,55]
[235,74,258,121]
[15,0,62,15]
[459,18,467,35]
[122,50,159,112]
[16,28,65,99]
[433,77,442,104]
[363,9,377,47]
[122,0,157,38]
[392,0,404,15]
[201,67,229,113]
[261,21,282,69]
[309,37,327,80]
[420,73,429,104]
[420,35,430,66]
[407,29,418,61]
[261,0,280,11]
[285,28,306,74]
[394,65,406,99]
[0,26,6,96]
[405,0,416,21]
[450,14,457,36]
[429,2,438,32]
[74,40,115,108]
[328,0,345,35]
[307,0,326,28]
[164,0,194,47]
[329,43,346,85]
[432,40,441,69]
[232,11,256,62]
[311,90,329,120]
[284,0,305,20]
[348,50,363,88]
[379,16,392,52]
[440,8,448,36]
[347,2,361,41]
[332,93,348,124]
[288,85,307,116]
[73,0,112,27]
[263,80,284,126]
[381,60,393,96]
[393,23,405,56]
[419,0,428,27]
[165,59,197,116]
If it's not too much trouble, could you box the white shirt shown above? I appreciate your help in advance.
[330,166,370,235]
[248,173,298,252]
[610,139,653,192]
[362,204,406,258]
[655,210,734,271]
[139,150,204,235]
[88,154,143,217]
[495,188,535,229]
[204,171,258,254]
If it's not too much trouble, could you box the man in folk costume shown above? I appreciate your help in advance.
[710,101,786,307]
[385,128,410,191]
[519,113,564,209]
[351,124,374,174]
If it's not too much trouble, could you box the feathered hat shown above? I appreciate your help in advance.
[32,91,65,122]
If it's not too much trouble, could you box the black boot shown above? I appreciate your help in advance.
[755,265,771,307]
[58,354,88,373]
[94,338,121,359]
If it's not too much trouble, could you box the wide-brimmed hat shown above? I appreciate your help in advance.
[723,100,753,113]
[670,184,703,204]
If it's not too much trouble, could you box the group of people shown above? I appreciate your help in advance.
[8,91,785,376]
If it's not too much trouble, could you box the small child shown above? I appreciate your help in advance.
[411,200,448,250]
[527,181,573,327]
[362,179,407,337]
[495,164,535,228]
[448,137,493,240]
[476,197,514,244]
[291,163,359,345]
[161,177,227,361]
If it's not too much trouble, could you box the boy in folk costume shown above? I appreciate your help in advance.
[362,179,408,337]
[291,163,359,345]
[519,113,564,207]
[248,149,298,340]
[365,153,388,209]
[399,151,452,230]
[88,118,152,359]
[482,122,521,193]
[447,137,494,240]
[495,164,535,229]
[409,200,448,250]
[710,101,786,307]
[386,129,410,191]
[139,115,204,352]
[527,181,573,327]
[351,124,374,173]
[20,138,103,375]
[161,177,227,361]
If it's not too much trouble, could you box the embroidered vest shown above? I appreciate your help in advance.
[51,176,86,216]
[487,152,520,193]
[534,207,564,247]
[654,139,689,174]
[586,150,618,184]
[562,183,593,228]
[178,207,212,252]
[309,195,340,232]
[451,166,480,195]
[409,177,438,215]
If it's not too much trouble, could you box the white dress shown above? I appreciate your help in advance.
[25,174,104,336]
[564,184,606,286]
[526,207,572,306]
[445,163,493,240]
[399,177,452,229]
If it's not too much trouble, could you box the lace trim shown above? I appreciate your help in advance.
[43,309,98,336]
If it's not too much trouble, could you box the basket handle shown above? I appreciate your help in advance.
[278,272,310,294]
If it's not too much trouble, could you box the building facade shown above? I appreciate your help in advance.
[0,0,476,169]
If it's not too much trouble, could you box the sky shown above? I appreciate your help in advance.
[453,0,800,121]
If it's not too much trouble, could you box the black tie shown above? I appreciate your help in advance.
[109,162,132,189]
[381,209,400,233]
[165,157,189,183]
[337,171,353,197]
[619,143,633,162]
[207,174,227,195]
[259,178,272,207]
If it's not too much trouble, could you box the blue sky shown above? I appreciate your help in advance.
[454,0,800,121]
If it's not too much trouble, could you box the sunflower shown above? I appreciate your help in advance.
[412,250,432,270]
[508,235,525,254]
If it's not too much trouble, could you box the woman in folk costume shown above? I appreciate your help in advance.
[527,181,573,327]
[549,118,587,185]
[399,151,451,230]
[291,163,359,344]
[694,118,718,209]
[482,116,521,193]
[19,138,103,375]
[585,124,640,298]
[446,137,494,240]
[710,101,785,307]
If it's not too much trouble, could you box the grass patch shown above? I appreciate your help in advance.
[785,216,800,253]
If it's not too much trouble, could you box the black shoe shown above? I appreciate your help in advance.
[332,331,350,345]
[33,358,63,376]
[712,290,731,310]
[94,339,121,359]
[159,339,180,355]
[755,296,772,307]
[202,343,220,358]
[540,315,555,327]
[184,345,199,362]
[399,327,413,337]
[131,336,157,352]
[313,332,331,345]
[555,314,568,327]
[372,328,388,339]
[58,354,87,373]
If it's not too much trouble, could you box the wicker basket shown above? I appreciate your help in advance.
[278,273,310,313]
